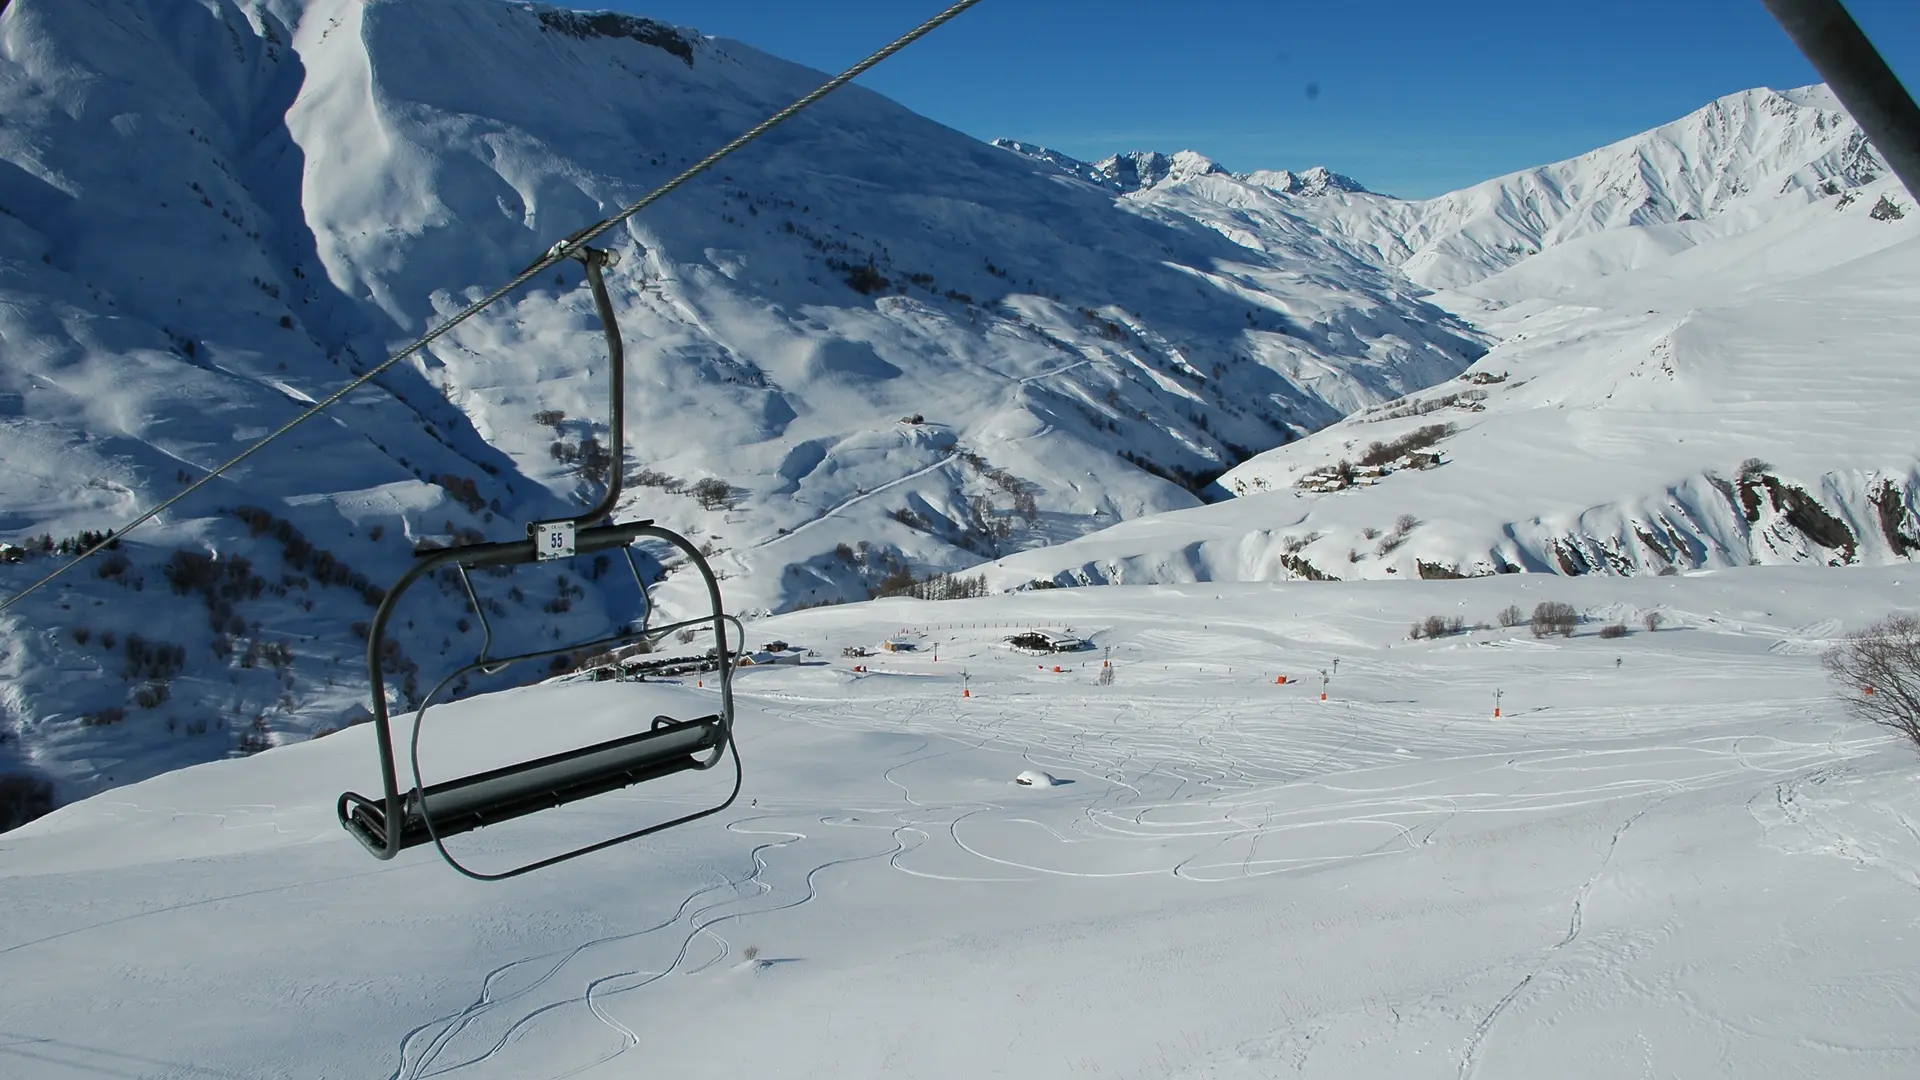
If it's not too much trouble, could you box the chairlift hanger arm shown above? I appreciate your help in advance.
[564,245,628,529]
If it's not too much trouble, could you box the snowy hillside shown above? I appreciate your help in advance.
[1334,84,1889,290]
[0,0,1486,810]
[980,176,1920,592]
[1004,85,1884,294]
[5,568,1918,1078]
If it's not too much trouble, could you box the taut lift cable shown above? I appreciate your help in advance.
[0,0,985,615]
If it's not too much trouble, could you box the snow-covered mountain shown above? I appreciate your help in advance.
[0,0,1486,813]
[993,140,1368,198]
[1096,85,1885,293]
[981,175,1920,592]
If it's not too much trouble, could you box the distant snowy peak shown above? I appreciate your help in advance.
[1239,166,1368,197]
[1284,83,1887,290]
[1549,83,1881,212]
[989,143,1223,193]
[989,139,1115,188]
[992,141,1363,196]
[1094,150,1227,193]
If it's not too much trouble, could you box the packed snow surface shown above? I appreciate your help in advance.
[5,567,1918,1078]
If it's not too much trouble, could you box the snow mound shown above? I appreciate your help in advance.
[1014,769,1062,788]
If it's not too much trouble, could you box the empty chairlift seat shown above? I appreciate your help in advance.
[338,713,726,856]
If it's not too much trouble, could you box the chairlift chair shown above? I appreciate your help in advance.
[337,237,740,880]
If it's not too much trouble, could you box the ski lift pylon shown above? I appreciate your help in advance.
[336,237,740,880]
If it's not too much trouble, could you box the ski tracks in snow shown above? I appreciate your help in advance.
[1456,797,1664,1080]
[388,804,914,1079]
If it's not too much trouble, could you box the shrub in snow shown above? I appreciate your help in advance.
[1597,622,1629,639]
[1531,602,1577,638]
[1823,614,1920,750]
[1357,424,1455,468]
[693,477,735,510]
[80,707,126,727]
[1498,604,1524,628]
[1737,457,1772,480]
[1869,195,1906,221]
[1643,611,1664,632]
[843,261,889,295]
[0,772,54,832]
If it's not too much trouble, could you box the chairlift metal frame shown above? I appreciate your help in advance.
[336,237,740,880]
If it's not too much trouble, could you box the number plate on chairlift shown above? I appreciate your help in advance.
[534,520,576,561]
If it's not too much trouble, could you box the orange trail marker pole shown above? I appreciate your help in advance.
[1493,688,1503,718]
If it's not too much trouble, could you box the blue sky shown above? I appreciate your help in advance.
[603,0,1920,198]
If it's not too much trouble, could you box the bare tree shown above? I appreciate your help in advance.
[0,772,55,832]
[692,477,735,511]
[1642,611,1664,632]
[1531,601,1577,638]
[1823,614,1920,749]
[1497,604,1524,628]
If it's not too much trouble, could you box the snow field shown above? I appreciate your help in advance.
[4,566,1918,1078]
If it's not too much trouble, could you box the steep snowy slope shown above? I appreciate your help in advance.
[980,180,1920,592]
[0,0,1484,815]
[1004,85,1885,295]
[1354,84,1888,290]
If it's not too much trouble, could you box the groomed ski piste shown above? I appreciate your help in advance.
[6,566,1918,1078]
